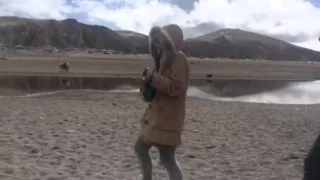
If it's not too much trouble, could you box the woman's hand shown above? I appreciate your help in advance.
[141,67,153,85]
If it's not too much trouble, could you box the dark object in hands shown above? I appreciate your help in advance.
[143,84,156,102]
[141,67,156,102]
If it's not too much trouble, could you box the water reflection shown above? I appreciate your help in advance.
[188,81,320,105]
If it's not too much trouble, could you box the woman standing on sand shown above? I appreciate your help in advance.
[303,133,320,180]
[135,24,190,180]
[302,36,320,180]
[303,37,320,180]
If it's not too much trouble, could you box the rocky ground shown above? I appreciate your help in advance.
[0,90,319,180]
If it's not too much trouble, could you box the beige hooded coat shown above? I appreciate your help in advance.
[139,24,190,146]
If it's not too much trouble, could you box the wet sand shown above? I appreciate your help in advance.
[0,90,319,180]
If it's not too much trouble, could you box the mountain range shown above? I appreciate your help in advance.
[0,16,320,62]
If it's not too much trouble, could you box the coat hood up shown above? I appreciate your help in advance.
[148,24,184,73]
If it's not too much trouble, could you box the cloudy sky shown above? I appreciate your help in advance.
[0,0,320,51]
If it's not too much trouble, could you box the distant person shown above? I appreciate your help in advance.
[303,133,320,180]
[135,24,190,180]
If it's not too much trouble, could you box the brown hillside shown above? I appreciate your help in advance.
[183,28,320,61]
[1,16,320,61]
[0,16,134,52]
[115,30,149,53]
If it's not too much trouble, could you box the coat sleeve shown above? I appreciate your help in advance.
[150,54,189,97]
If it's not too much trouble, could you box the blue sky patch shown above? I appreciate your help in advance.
[310,0,320,6]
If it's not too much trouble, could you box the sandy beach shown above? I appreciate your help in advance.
[1,51,320,180]
[0,90,319,180]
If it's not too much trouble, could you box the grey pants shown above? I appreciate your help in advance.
[134,138,183,180]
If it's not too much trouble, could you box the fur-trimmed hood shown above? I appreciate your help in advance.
[148,24,184,73]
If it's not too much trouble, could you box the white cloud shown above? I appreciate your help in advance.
[0,0,76,20]
[72,0,189,33]
[0,0,319,51]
